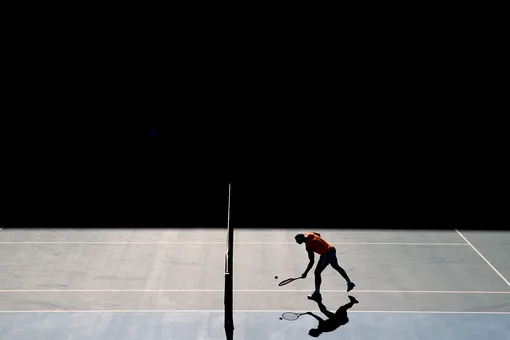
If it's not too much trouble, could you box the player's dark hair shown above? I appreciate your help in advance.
[295,234,305,243]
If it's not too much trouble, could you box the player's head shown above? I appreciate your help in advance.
[309,328,322,337]
[295,233,306,244]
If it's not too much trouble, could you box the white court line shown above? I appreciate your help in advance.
[455,229,510,287]
[1,289,509,294]
[0,241,468,245]
[0,309,508,314]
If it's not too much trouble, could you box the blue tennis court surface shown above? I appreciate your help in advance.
[0,228,509,339]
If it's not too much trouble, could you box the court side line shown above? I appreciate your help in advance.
[1,289,509,294]
[455,229,510,287]
[0,309,508,314]
[0,241,468,245]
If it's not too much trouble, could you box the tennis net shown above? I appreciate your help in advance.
[224,183,234,340]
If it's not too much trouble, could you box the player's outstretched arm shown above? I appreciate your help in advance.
[301,249,315,278]
[306,312,325,323]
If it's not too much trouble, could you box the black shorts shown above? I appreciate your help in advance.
[318,247,337,267]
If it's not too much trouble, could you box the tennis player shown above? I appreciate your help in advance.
[295,232,355,301]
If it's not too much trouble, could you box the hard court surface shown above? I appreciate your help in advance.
[0,228,509,339]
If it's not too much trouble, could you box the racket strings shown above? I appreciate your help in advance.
[279,278,294,286]
[278,277,300,286]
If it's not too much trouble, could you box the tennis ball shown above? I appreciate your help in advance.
[274,275,278,279]
[279,317,283,320]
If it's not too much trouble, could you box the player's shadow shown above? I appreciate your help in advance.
[305,295,359,337]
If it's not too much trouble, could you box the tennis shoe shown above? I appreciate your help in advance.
[307,291,322,302]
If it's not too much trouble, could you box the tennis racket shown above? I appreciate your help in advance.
[282,312,307,321]
[278,277,303,286]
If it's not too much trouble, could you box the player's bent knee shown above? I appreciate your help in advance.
[314,267,325,275]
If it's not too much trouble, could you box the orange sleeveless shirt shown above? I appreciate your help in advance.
[304,232,333,255]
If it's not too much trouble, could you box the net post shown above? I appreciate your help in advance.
[224,182,234,340]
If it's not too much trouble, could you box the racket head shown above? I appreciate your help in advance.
[281,312,300,321]
[278,277,299,286]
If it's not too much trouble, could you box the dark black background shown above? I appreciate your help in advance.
[2,9,507,230]
[2,112,506,230]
